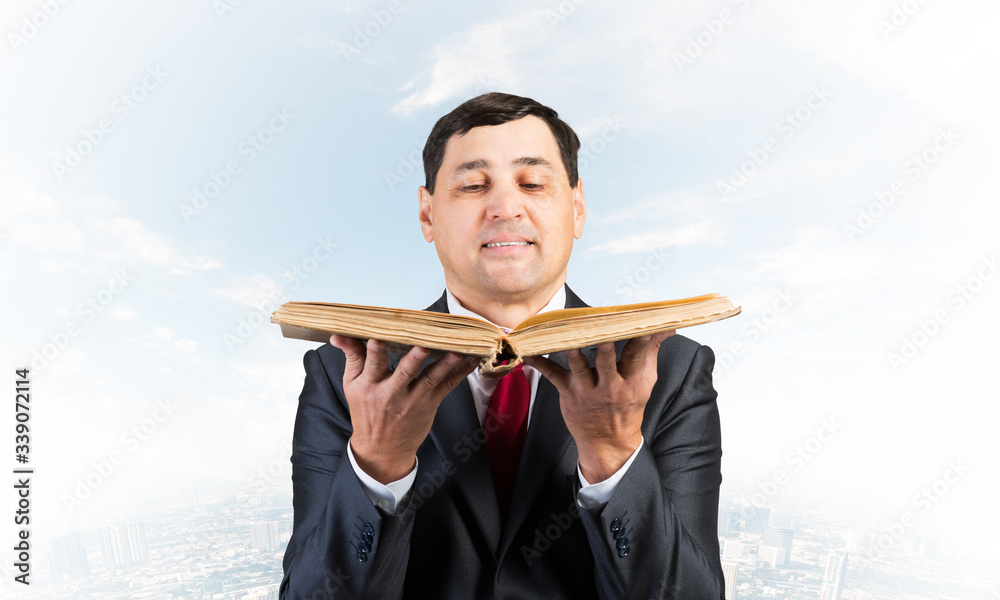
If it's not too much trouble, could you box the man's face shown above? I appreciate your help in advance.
[418,115,586,306]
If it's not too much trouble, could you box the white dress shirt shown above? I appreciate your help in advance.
[347,286,643,513]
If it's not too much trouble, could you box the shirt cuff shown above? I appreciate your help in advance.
[346,438,418,514]
[576,437,644,509]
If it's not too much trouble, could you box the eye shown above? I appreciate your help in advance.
[520,182,544,191]
[460,183,487,193]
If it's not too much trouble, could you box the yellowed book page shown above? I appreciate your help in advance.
[510,297,740,357]
[271,301,502,356]
[511,293,722,331]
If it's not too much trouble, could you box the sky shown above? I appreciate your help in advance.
[1,0,999,586]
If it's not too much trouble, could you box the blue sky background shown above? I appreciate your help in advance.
[1,0,999,587]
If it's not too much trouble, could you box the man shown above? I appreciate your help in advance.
[280,92,725,599]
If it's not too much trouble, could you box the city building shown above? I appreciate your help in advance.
[721,560,739,600]
[101,522,149,569]
[758,545,787,567]
[49,531,90,581]
[742,504,771,534]
[821,550,849,600]
[250,521,281,550]
[762,526,794,553]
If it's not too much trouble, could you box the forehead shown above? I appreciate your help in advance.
[440,115,564,174]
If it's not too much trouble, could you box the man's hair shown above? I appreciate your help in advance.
[422,92,581,194]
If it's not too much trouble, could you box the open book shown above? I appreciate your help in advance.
[271,293,740,377]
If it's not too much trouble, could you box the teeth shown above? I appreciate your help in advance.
[485,242,530,247]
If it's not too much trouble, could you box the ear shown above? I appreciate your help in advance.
[572,179,586,240]
[418,186,434,242]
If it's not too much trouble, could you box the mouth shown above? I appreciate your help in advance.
[483,241,532,248]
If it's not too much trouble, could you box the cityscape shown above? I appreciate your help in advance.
[5,481,997,600]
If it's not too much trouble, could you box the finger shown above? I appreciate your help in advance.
[564,348,595,385]
[523,355,569,393]
[389,345,431,388]
[417,354,478,398]
[330,334,367,381]
[653,330,674,346]
[619,335,652,379]
[593,342,618,382]
[361,338,391,381]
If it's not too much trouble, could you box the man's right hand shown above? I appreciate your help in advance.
[330,334,479,484]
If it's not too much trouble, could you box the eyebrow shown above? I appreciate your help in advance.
[452,156,553,176]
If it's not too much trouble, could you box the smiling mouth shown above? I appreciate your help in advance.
[483,241,532,248]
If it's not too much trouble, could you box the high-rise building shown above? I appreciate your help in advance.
[768,512,795,530]
[758,545,786,567]
[101,522,149,570]
[762,527,793,553]
[723,540,751,559]
[820,550,848,600]
[721,560,739,600]
[718,509,742,535]
[49,532,90,581]
[741,504,770,534]
[251,521,281,550]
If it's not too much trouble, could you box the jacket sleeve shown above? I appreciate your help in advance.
[577,344,725,600]
[280,347,416,600]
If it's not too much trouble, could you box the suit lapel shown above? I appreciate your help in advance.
[420,290,502,555]
[427,379,503,557]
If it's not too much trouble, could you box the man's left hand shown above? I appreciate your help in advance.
[524,331,673,483]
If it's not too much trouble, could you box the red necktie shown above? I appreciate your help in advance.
[485,364,530,521]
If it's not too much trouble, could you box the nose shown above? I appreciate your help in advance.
[485,179,524,221]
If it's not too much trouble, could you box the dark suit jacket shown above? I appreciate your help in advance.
[280,286,725,599]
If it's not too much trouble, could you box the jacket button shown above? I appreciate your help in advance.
[617,545,629,558]
[610,518,622,532]
[613,528,626,540]
[356,549,368,562]
[359,540,371,553]
[617,537,629,550]
[363,523,375,536]
[362,532,373,545]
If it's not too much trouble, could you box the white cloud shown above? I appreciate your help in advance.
[587,221,727,255]
[143,326,201,363]
[0,174,222,280]
[210,273,281,308]
[390,15,541,116]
